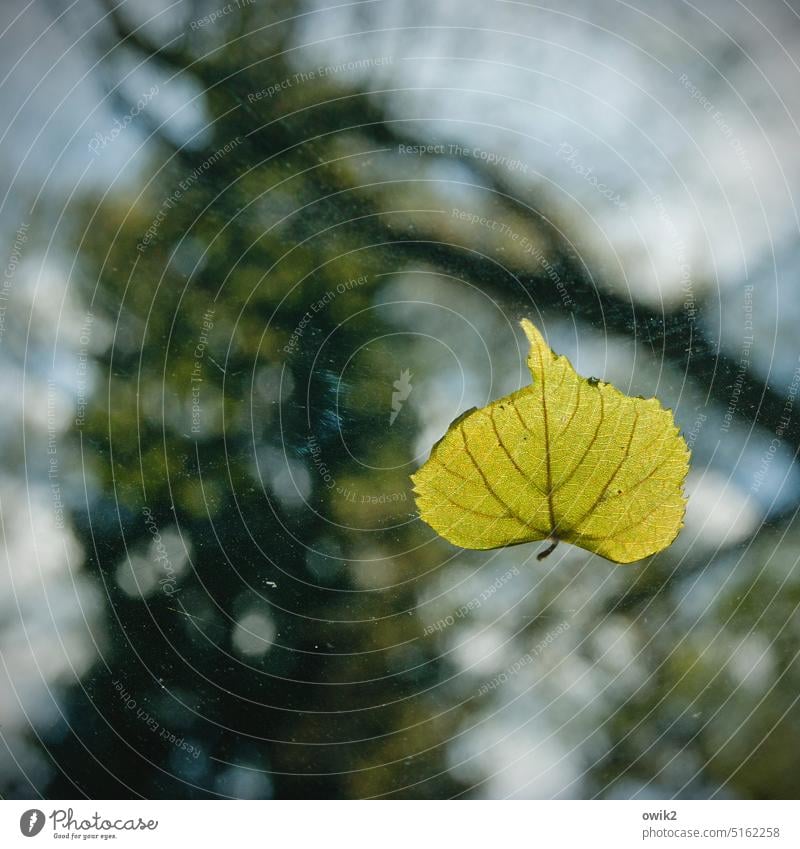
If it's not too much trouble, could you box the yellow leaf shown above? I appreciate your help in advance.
[411,320,690,563]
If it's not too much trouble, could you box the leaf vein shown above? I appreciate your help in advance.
[459,424,529,525]
[488,406,549,499]
[570,406,640,529]
[421,480,516,521]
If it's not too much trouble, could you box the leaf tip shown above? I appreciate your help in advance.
[520,317,545,348]
[520,318,556,377]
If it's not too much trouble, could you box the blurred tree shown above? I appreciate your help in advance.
[24,0,800,801]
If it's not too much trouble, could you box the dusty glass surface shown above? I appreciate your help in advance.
[1,0,799,799]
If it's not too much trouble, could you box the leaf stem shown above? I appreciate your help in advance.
[537,538,559,561]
